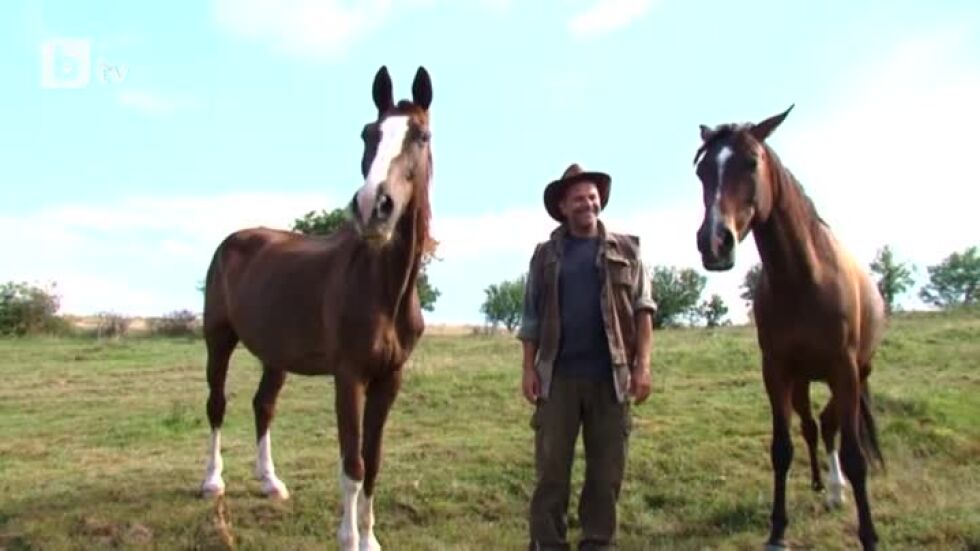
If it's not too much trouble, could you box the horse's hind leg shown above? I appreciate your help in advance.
[358,369,403,551]
[835,361,878,550]
[201,323,238,498]
[819,395,847,508]
[253,366,289,499]
[792,380,823,492]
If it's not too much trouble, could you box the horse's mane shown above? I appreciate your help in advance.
[692,123,747,165]
[393,100,437,263]
[760,143,829,229]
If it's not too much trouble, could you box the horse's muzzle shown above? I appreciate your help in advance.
[697,223,736,271]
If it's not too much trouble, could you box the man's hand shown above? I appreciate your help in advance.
[522,367,540,404]
[630,363,652,404]
[521,340,540,404]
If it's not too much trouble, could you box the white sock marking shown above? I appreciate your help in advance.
[355,115,410,223]
[827,450,847,507]
[338,468,363,551]
[358,491,381,551]
[201,428,225,497]
[255,431,289,499]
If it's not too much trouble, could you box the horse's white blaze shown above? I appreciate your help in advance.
[201,428,225,496]
[708,146,732,250]
[355,115,410,224]
[338,469,363,550]
[826,450,847,507]
[255,431,289,499]
[358,491,381,551]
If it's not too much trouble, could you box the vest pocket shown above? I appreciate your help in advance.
[606,255,636,287]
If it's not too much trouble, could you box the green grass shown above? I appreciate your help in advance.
[1,310,978,550]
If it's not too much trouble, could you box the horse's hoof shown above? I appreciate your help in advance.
[201,479,226,498]
[811,481,824,492]
[359,533,381,551]
[764,543,789,551]
[825,484,846,509]
[260,476,290,500]
[338,532,358,551]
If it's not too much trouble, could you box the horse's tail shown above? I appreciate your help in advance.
[858,381,886,472]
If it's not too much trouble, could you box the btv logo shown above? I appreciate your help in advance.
[40,38,92,89]
[40,38,129,89]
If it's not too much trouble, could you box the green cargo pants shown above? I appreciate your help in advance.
[528,373,632,551]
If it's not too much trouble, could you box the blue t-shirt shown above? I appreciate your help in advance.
[555,235,613,380]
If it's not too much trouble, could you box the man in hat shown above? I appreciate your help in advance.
[518,163,656,550]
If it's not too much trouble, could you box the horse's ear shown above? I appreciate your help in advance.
[372,66,394,114]
[699,124,714,142]
[750,104,794,142]
[412,66,432,110]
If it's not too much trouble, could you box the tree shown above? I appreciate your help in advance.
[292,208,349,235]
[698,294,730,327]
[291,208,441,312]
[650,266,706,328]
[740,262,763,306]
[0,281,63,336]
[480,275,526,332]
[869,245,915,314]
[919,245,980,309]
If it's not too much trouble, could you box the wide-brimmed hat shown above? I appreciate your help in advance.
[543,163,611,222]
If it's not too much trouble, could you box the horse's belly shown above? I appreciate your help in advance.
[283,352,334,376]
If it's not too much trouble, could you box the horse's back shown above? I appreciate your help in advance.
[833,235,886,369]
[823,228,886,368]
[204,227,299,323]
[203,226,354,368]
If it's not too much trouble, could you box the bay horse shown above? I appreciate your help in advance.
[692,106,886,550]
[198,65,435,551]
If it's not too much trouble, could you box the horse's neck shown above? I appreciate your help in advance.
[752,164,826,292]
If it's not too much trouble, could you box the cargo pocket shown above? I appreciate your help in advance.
[622,402,633,437]
[529,400,543,431]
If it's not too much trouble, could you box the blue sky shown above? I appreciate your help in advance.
[2,0,979,325]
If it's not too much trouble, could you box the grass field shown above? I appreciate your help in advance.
[1,309,978,550]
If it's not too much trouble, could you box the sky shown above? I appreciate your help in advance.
[1,0,979,325]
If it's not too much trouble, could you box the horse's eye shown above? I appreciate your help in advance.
[744,157,758,171]
[362,125,380,142]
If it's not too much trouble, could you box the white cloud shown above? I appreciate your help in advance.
[0,191,333,316]
[212,0,392,60]
[214,0,448,60]
[117,89,200,114]
[478,0,513,15]
[770,23,980,310]
[428,23,980,325]
[568,0,655,39]
[212,0,513,59]
[426,201,755,324]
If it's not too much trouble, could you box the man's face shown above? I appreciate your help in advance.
[559,181,601,229]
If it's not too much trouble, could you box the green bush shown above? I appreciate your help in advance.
[149,310,200,337]
[95,311,130,339]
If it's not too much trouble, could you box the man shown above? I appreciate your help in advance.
[518,163,656,550]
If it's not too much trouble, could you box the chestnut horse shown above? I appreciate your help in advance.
[198,65,435,551]
[693,106,886,550]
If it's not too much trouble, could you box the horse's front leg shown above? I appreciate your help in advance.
[764,359,794,550]
[335,374,367,551]
[358,368,404,551]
